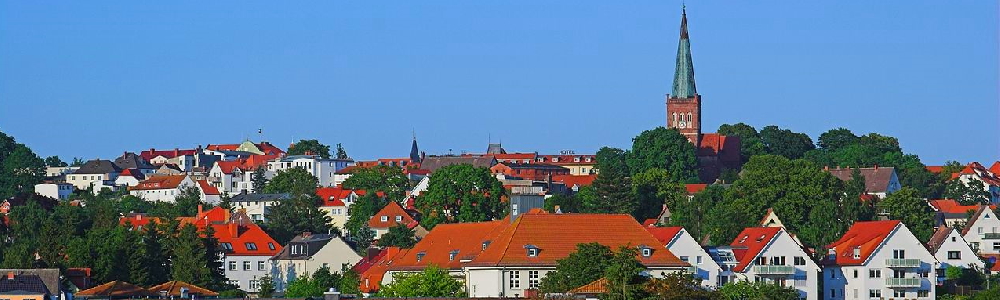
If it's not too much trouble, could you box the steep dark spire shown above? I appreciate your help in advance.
[671,7,697,98]
[410,133,421,163]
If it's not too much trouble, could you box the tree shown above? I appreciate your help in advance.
[175,185,206,217]
[353,224,376,255]
[70,157,85,167]
[417,164,505,229]
[584,147,635,215]
[285,276,325,298]
[543,194,581,214]
[0,131,45,199]
[339,270,361,295]
[376,224,416,248]
[841,168,875,224]
[945,178,992,205]
[251,167,269,194]
[631,168,686,221]
[818,128,859,151]
[376,265,465,297]
[265,194,334,245]
[602,246,647,300]
[312,266,343,291]
[341,165,410,201]
[335,143,349,160]
[718,123,766,162]
[717,281,800,300]
[344,193,387,237]
[643,272,718,300]
[759,125,815,159]
[671,185,726,242]
[199,225,227,290]
[44,155,67,167]
[170,224,210,285]
[143,225,169,285]
[539,243,614,293]
[878,187,936,242]
[258,275,276,298]
[287,139,331,159]
[263,168,319,197]
[625,127,699,182]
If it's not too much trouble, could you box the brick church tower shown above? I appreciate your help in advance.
[666,8,701,146]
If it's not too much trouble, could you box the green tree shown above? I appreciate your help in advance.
[643,272,719,300]
[376,224,417,248]
[312,266,343,291]
[339,270,361,295]
[0,243,37,269]
[0,132,45,199]
[416,164,505,229]
[539,243,614,293]
[287,139,332,159]
[175,185,206,217]
[265,194,334,245]
[584,147,635,215]
[258,275,275,298]
[603,246,647,300]
[817,128,859,151]
[626,127,699,182]
[759,125,815,159]
[672,185,726,242]
[170,224,210,285]
[341,165,410,201]
[944,178,992,205]
[285,276,325,298]
[344,193,387,237]
[251,167,269,194]
[44,155,67,167]
[263,168,319,197]
[718,123,766,162]
[353,224,376,255]
[632,168,686,221]
[376,265,465,297]
[543,194,581,213]
[841,168,875,224]
[717,281,800,300]
[199,225,227,290]
[878,187,936,242]
[143,225,170,285]
[70,157,85,167]
[335,143,350,160]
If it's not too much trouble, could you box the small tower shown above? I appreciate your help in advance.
[410,133,421,163]
[666,7,702,145]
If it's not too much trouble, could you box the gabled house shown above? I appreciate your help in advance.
[229,192,291,222]
[197,180,221,204]
[208,154,277,195]
[207,140,285,156]
[114,169,146,187]
[368,201,425,239]
[270,232,361,291]
[708,227,819,300]
[929,199,985,227]
[823,220,937,300]
[535,154,597,176]
[952,162,1000,204]
[550,174,596,193]
[358,247,408,296]
[128,175,202,203]
[113,152,157,177]
[141,148,198,165]
[0,271,55,300]
[826,166,902,198]
[67,159,121,190]
[118,213,163,231]
[382,220,509,291]
[267,155,353,188]
[646,227,721,288]
[961,205,1000,255]
[490,163,569,181]
[183,207,283,293]
[927,226,983,284]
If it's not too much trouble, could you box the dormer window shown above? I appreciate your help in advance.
[416,251,426,262]
[574,157,580,162]
[395,215,402,222]
[449,250,459,261]
[852,247,861,259]
[739,235,748,243]
[221,243,234,252]
[585,157,592,162]
[268,242,276,250]
[552,158,559,163]
[638,245,653,257]
[482,241,492,251]
[381,216,388,222]
[524,245,539,257]
[756,234,766,242]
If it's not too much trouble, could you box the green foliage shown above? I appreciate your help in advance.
[285,275,326,298]
[539,243,614,293]
[352,224,376,255]
[264,194,334,245]
[817,128,859,151]
[217,289,246,298]
[602,246,647,300]
[169,224,211,286]
[841,168,875,223]
[251,167,269,194]
[376,265,466,297]
[632,168,686,221]
[946,266,964,281]
[584,147,635,215]
[44,155,67,167]
[312,266,343,291]
[626,127,700,182]
[376,224,417,248]
[718,123,766,163]
[174,185,207,217]
[335,143,350,160]
[339,270,361,295]
[717,281,801,300]
[945,178,992,205]
[759,125,815,159]
[878,187,936,242]
[287,139,332,159]
[0,131,45,199]
[258,275,275,298]
[804,131,941,198]
[643,272,718,300]
[417,164,505,229]
[671,185,725,242]
[70,157,85,167]
[543,194,581,213]
[341,165,410,201]
[263,168,319,197]
[344,193,387,237]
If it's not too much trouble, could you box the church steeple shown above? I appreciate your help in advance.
[410,132,421,163]
[671,7,697,99]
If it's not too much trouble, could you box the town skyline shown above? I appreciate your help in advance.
[1,1,996,164]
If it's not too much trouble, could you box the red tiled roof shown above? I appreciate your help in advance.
[76,281,156,297]
[215,155,279,174]
[468,212,687,268]
[209,222,282,256]
[368,201,417,229]
[552,174,597,188]
[147,281,218,297]
[729,227,783,272]
[926,166,945,174]
[404,168,430,176]
[536,154,597,166]
[685,184,708,195]
[930,199,983,214]
[388,220,509,271]
[120,168,139,177]
[824,220,900,266]
[359,247,409,293]
[697,133,741,162]
[140,149,197,161]
[642,219,658,227]
[991,162,1000,176]
[494,153,538,161]
[197,180,220,195]
[569,278,608,294]
[336,165,365,174]
[129,175,188,191]
[645,227,683,246]
[316,187,352,206]
[119,214,163,229]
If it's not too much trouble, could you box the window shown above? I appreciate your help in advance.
[993,242,1000,250]
[395,215,402,222]
[680,256,690,262]
[893,270,905,279]
[948,251,961,259]
[794,256,806,266]
[830,270,836,279]
[853,269,858,278]
[696,256,702,264]
[243,261,251,271]
[416,252,425,262]
[852,247,861,259]
[756,256,767,265]
[894,290,906,298]
[381,216,388,222]
[893,249,906,259]
[972,242,981,250]
[268,242,276,250]
[245,242,258,251]
[769,256,786,266]
[249,280,260,291]
[952,236,957,242]
[258,261,266,271]
[449,250,458,261]
[869,289,881,298]
[830,289,835,298]
[528,271,540,289]
[527,248,539,257]
[869,269,881,278]
[509,271,521,289]
[229,261,237,271]
[918,290,929,298]
[221,243,233,251]
[642,248,652,257]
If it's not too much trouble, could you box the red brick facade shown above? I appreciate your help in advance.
[666,94,702,145]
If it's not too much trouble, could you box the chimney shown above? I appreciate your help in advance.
[174,148,179,157]
[824,166,829,171]
[229,222,237,236]
[7,272,13,280]
[874,164,879,170]
[197,204,203,217]
[302,232,312,238]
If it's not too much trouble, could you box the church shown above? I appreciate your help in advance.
[665,9,741,183]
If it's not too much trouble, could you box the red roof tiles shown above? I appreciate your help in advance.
[368,201,418,229]
[685,184,708,195]
[646,227,683,246]
[552,174,597,188]
[388,220,509,271]
[129,175,189,191]
[197,180,220,195]
[729,227,783,272]
[930,199,984,214]
[824,220,900,266]
[316,187,353,206]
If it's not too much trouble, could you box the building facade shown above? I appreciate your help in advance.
[824,220,937,300]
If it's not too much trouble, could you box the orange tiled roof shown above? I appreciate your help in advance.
[316,187,352,206]
[729,227,784,272]
[75,281,156,297]
[824,220,900,266]
[197,180,220,195]
[387,220,509,271]
[536,154,597,166]
[494,153,538,161]
[129,175,188,191]
[215,155,279,174]
[685,184,708,195]
[646,227,683,246]
[926,166,945,174]
[552,174,597,188]
[930,199,984,214]
[210,222,282,256]
[569,278,608,294]
[147,281,218,297]
[697,133,741,161]
[368,201,418,229]
[359,247,408,294]
[469,212,687,268]
[119,214,163,230]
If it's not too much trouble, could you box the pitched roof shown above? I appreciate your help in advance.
[497,162,569,171]
[316,187,353,207]
[671,7,696,99]
[140,148,198,161]
[685,184,708,195]
[271,233,341,260]
[114,152,155,170]
[962,205,993,236]
[697,134,740,161]
[358,247,408,294]
[929,199,984,215]
[420,156,496,172]
[211,222,282,256]
[729,227,784,272]
[494,153,538,161]
[926,166,945,174]
[387,220,509,271]
[824,220,901,266]
[146,281,218,297]
[469,212,687,268]
[826,167,898,193]
[129,175,189,191]
[0,274,49,295]
[569,278,608,294]
[197,180,219,195]
[74,159,122,174]
[368,201,418,229]
[119,213,163,230]
[75,281,156,297]
[536,154,597,166]
[551,175,597,188]
[230,192,291,203]
[926,226,954,254]
[214,154,278,174]
[645,227,683,246]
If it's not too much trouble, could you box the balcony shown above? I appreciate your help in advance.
[885,259,920,268]
[684,266,699,274]
[983,233,1000,239]
[885,278,921,288]
[753,265,796,275]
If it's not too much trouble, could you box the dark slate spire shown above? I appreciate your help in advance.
[671,7,697,99]
[410,134,421,163]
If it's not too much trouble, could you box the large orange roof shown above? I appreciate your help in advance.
[388,220,509,271]
[729,227,783,272]
[316,187,352,206]
[209,222,282,256]
[646,227,683,246]
[359,247,408,294]
[552,174,597,188]
[147,281,218,297]
[368,201,418,229]
[119,214,163,230]
[75,281,156,297]
[129,175,188,191]
[824,220,900,266]
[197,180,220,195]
[469,212,687,268]
[930,199,985,214]
[685,184,708,194]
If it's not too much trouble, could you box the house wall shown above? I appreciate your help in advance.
[269,158,351,188]
[962,208,1000,255]
[824,224,937,300]
[66,173,116,190]
[739,231,819,300]
[223,255,272,292]
[935,229,983,270]
[115,176,141,187]
[34,184,73,200]
[319,206,348,230]
[272,239,362,291]
[666,229,721,288]
[130,177,196,202]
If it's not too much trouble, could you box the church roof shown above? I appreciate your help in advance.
[671,8,697,99]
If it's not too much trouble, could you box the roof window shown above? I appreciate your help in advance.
[852,247,860,259]
[245,242,258,251]
[220,243,233,251]
[268,242,276,250]
[416,251,426,262]
[482,240,492,251]
[638,245,653,257]
[524,245,540,257]
[739,235,748,243]
[449,250,459,261]
[381,216,388,222]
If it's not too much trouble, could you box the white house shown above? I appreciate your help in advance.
[953,162,1000,204]
[316,187,358,230]
[129,175,199,203]
[646,227,722,288]
[45,166,79,178]
[961,205,1000,255]
[270,233,362,292]
[114,169,145,187]
[34,183,74,200]
[67,159,121,190]
[229,192,291,222]
[708,227,820,300]
[927,226,983,284]
[823,220,937,300]
[208,155,276,195]
[267,155,353,188]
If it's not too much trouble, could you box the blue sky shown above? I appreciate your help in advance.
[1,1,996,165]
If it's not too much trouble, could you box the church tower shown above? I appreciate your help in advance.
[666,8,702,145]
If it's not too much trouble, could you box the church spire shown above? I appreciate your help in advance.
[410,132,421,163]
[671,7,697,99]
